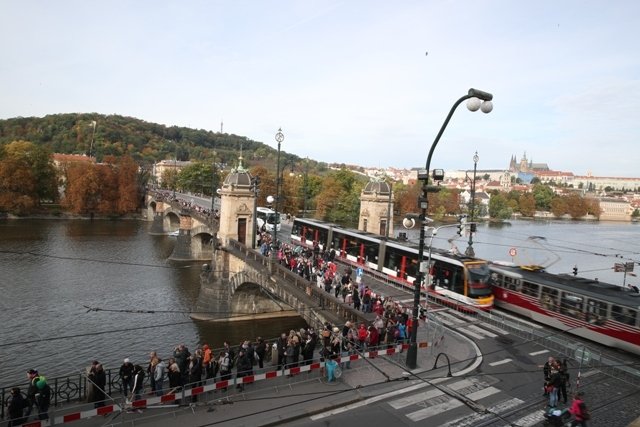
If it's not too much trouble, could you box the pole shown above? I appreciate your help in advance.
[302,158,309,218]
[465,152,479,257]
[210,155,216,215]
[406,88,493,370]
[386,182,393,238]
[274,129,284,259]
[251,177,259,249]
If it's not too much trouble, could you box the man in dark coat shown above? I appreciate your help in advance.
[235,349,253,391]
[88,363,107,408]
[7,387,27,426]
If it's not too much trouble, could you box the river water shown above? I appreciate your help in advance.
[0,220,306,387]
[0,218,637,386]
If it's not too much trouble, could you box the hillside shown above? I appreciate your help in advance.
[0,113,302,168]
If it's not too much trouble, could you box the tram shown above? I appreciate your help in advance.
[490,262,640,355]
[291,218,494,310]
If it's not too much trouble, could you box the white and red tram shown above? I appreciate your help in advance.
[490,262,640,355]
[291,217,494,310]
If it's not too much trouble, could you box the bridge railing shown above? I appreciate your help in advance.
[227,240,370,329]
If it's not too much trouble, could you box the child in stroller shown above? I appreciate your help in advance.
[543,407,572,426]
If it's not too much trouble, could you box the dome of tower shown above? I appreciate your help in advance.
[222,157,252,189]
[362,179,391,195]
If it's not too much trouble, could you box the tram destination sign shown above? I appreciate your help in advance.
[614,262,634,273]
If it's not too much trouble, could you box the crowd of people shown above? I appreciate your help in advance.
[541,356,590,426]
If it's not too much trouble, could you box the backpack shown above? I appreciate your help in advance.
[37,383,52,407]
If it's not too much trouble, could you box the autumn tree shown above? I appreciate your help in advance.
[116,156,140,213]
[394,181,419,216]
[518,193,536,217]
[550,196,567,218]
[566,193,589,219]
[63,162,102,213]
[315,169,364,226]
[0,141,58,213]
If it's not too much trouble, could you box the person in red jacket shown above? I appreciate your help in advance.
[568,391,589,426]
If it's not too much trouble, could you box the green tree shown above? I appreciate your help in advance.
[632,208,640,219]
[518,193,536,217]
[532,184,555,211]
[488,193,513,220]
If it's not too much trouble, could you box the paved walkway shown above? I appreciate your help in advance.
[9,316,478,427]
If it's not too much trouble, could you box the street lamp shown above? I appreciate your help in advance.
[274,128,284,257]
[88,120,97,158]
[251,176,260,249]
[302,157,309,218]
[211,151,218,215]
[465,151,479,257]
[406,88,493,370]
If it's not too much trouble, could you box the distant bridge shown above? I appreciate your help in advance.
[144,193,368,329]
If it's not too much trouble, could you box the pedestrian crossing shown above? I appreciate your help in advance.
[384,376,547,425]
[432,310,511,340]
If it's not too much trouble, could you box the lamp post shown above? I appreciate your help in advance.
[274,128,284,257]
[465,151,479,257]
[386,181,393,238]
[211,151,218,215]
[302,157,309,218]
[89,120,97,158]
[406,88,493,370]
[251,176,260,249]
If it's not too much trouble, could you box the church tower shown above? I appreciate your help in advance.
[358,177,394,237]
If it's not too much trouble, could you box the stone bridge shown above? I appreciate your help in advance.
[145,193,218,261]
[192,240,370,331]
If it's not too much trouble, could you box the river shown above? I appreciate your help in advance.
[0,219,306,387]
[1,218,638,387]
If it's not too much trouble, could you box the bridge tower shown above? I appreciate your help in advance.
[217,158,256,247]
[358,177,394,237]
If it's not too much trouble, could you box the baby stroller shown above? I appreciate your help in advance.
[543,407,572,426]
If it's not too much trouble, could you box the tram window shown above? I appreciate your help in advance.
[522,281,539,297]
[541,287,559,311]
[560,292,583,317]
[612,305,637,326]
[504,276,520,291]
[384,250,400,272]
[585,299,607,325]
[364,242,378,263]
[490,272,502,286]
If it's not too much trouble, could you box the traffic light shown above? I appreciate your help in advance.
[457,216,466,236]
[573,266,578,276]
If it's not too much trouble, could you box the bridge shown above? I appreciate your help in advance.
[144,191,369,330]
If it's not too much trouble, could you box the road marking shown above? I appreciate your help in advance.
[389,388,444,409]
[436,311,467,325]
[407,399,464,422]
[468,324,498,338]
[440,398,524,427]
[466,385,501,400]
[310,380,432,420]
[529,349,550,356]
[491,310,543,329]
[478,322,510,335]
[489,358,513,367]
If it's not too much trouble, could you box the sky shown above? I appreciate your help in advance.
[1,0,639,177]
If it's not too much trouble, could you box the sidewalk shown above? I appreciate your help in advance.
[10,321,479,427]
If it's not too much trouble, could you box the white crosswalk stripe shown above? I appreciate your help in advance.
[440,397,524,427]
[468,324,498,338]
[433,310,509,340]
[389,378,512,423]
